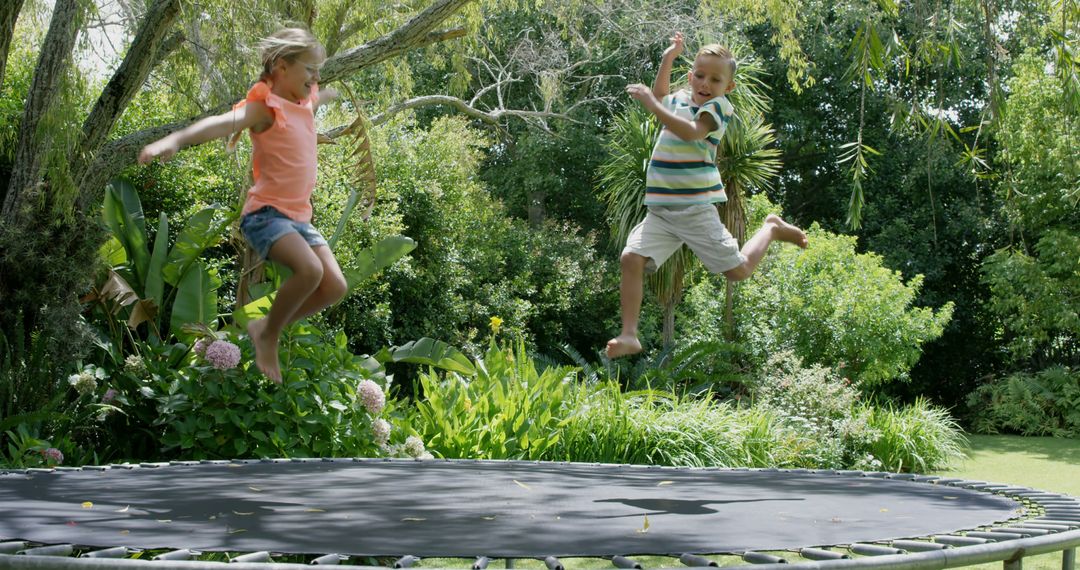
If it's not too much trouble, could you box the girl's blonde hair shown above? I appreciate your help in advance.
[257,28,324,81]
[696,44,737,80]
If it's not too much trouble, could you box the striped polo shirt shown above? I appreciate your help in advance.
[644,90,734,206]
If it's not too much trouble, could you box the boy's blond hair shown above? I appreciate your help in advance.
[696,44,737,80]
[257,28,324,80]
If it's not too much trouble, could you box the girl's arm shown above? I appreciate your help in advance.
[626,83,717,141]
[314,86,339,112]
[652,32,684,99]
[138,102,273,164]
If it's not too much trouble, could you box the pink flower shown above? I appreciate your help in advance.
[102,388,118,404]
[204,340,241,370]
[358,380,385,415]
[193,338,214,357]
[41,448,63,465]
[372,418,391,446]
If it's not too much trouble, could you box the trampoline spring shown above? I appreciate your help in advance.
[1033,520,1080,528]
[1000,526,1051,536]
[1014,522,1073,531]
[742,551,788,564]
[311,554,347,565]
[154,550,199,560]
[472,556,490,569]
[0,542,28,555]
[799,548,850,560]
[612,555,642,569]
[81,547,130,558]
[17,544,74,557]
[543,555,564,570]
[933,535,991,546]
[679,553,718,567]
[966,531,1025,541]
[394,555,421,568]
[849,544,905,556]
[890,540,950,552]
[230,551,273,563]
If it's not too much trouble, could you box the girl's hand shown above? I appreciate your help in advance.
[663,31,685,60]
[138,139,179,165]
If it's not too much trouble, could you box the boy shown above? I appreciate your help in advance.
[606,32,808,359]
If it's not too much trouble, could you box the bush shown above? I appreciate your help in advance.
[734,213,954,386]
[965,366,1080,437]
[412,337,577,460]
[93,324,419,460]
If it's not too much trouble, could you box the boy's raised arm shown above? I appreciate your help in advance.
[651,32,684,99]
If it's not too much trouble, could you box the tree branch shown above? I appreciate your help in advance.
[2,0,85,217]
[320,0,472,83]
[73,0,181,193]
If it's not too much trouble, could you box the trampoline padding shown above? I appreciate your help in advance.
[0,460,1023,557]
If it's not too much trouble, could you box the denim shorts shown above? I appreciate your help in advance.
[239,206,328,260]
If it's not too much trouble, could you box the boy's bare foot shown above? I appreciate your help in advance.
[605,334,643,359]
[246,318,282,383]
[766,214,808,248]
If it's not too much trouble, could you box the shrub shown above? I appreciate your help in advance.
[965,366,1080,437]
[735,220,954,386]
[412,337,577,460]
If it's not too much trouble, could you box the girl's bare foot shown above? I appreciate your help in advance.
[766,214,808,248]
[246,318,282,383]
[605,334,642,359]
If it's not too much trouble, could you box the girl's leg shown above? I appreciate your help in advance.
[247,233,325,383]
[284,245,348,324]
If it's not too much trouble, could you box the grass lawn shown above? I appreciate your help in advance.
[930,434,1080,570]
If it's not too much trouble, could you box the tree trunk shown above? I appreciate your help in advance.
[527,190,545,228]
[0,0,25,91]
[719,182,747,342]
[2,0,85,217]
[72,0,181,207]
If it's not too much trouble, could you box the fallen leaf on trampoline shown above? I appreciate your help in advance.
[66,521,77,526]
[156,519,171,523]
[513,480,531,490]
[482,516,496,520]
[119,530,129,535]
[233,511,254,516]
[248,486,262,492]
[82,501,93,509]
[227,528,246,534]
[636,514,650,534]
[116,505,130,513]
[657,481,674,486]
[402,517,426,522]
[305,508,325,512]
[943,496,958,500]
[880,508,889,512]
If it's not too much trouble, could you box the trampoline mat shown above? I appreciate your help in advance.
[0,460,1023,557]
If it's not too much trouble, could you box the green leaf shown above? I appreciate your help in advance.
[342,235,417,289]
[392,338,476,376]
[171,262,219,339]
[103,179,151,291]
[145,213,169,307]
[163,207,236,286]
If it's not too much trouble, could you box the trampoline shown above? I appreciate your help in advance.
[2,459,1080,568]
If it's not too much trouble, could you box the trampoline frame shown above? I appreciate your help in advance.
[0,460,1078,570]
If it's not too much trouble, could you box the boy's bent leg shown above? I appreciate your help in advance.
[724,214,807,282]
[606,252,649,359]
[248,233,325,383]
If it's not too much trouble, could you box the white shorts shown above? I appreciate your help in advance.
[622,204,747,274]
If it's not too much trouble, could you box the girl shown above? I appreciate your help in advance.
[139,28,345,383]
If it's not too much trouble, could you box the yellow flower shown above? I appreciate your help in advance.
[490,316,503,334]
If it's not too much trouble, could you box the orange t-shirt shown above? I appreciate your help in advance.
[235,82,320,223]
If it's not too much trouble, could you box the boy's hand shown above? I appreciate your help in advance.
[626,83,659,108]
[138,139,178,165]
[662,31,685,60]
